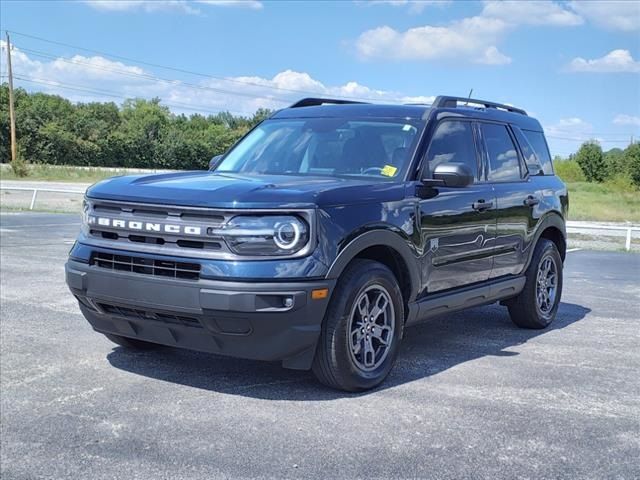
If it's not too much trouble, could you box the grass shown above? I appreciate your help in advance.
[1,164,639,223]
[566,181,640,223]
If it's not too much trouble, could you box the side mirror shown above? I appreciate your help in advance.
[526,162,544,176]
[209,155,223,171]
[426,163,474,188]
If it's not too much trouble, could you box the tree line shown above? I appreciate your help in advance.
[555,141,640,188]
[0,84,270,173]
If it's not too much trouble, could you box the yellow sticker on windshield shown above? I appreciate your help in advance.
[381,165,398,177]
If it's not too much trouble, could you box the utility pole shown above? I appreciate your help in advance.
[6,32,17,165]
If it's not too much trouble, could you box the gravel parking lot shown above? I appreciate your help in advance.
[1,212,639,479]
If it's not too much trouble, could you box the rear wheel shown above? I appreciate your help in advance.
[103,333,158,350]
[508,239,563,329]
[312,259,404,391]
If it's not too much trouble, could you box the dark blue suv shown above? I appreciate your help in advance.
[66,96,568,391]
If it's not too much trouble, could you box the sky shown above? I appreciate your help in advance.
[1,0,639,158]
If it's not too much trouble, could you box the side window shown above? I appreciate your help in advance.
[425,120,478,179]
[523,130,554,175]
[481,123,522,182]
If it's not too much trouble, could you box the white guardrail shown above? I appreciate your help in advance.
[1,185,639,251]
[1,185,85,210]
[566,222,640,251]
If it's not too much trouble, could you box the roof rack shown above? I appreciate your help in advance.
[431,96,527,116]
[289,98,369,108]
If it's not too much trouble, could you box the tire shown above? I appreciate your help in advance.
[103,333,159,350]
[312,259,404,392]
[508,239,563,329]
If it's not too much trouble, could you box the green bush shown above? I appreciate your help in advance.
[554,159,585,182]
[625,143,640,187]
[604,147,626,178]
[10,154,29,177]
[575,141,606,182]
[604,174,636,192]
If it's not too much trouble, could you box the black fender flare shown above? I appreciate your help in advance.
[325,229,421,302]
[526,212,567,269]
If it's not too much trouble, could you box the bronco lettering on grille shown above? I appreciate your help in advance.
[88,216,202,235]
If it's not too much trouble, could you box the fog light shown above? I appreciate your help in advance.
[283,297,294,308]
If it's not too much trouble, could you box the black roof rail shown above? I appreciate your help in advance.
[289,97,369,108]
[432,96,527,116]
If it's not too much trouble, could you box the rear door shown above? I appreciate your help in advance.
[418,119,497,294]
[479,122,533,278]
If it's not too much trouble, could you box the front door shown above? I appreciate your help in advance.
[418,119,496,295]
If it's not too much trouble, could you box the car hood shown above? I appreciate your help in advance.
[86,171,407,209]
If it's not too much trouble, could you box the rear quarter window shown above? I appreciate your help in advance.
[522,130,554,175]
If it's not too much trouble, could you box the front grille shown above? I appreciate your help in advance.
[89,229,223,251]
[91,252,200,280]
[87,200,230,257]
[97,302,202,327]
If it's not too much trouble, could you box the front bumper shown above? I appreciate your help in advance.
[66,259,334,370]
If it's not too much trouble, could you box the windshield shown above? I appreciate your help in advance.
[215,117,424,180]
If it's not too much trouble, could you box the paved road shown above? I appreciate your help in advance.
[1,212,639,479]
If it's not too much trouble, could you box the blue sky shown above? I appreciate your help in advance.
[1,0,639,157]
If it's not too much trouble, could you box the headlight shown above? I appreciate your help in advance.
[219,215,309,256]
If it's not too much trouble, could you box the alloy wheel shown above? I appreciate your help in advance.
[347,285,395,372]
[536,255,558,315]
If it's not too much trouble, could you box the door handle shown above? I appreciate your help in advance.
[524,195,540,206]
[472,200,494,211]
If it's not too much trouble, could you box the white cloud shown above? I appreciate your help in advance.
[356,16,511,63]
[543,117,602,157]
[401,95,436,104]
[83,0,263,14]
[195,0,263,9]
[570,1,640,32]
[613,114,640,128]
[479,46,512,65]
[355,1,581,63]
[0,41,430,115]
[545,117,593,138]
[83,1,200,14]
[0,41,147,86]
[481,1,583,26]
[359,1,450,14]
[567,49,640,73]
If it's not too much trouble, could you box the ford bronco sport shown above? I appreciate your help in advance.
[66,96,568,391]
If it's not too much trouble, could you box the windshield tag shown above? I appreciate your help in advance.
[381,165,398,177]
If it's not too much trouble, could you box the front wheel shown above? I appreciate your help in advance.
[508,239,563,329]
[312,259,404,392]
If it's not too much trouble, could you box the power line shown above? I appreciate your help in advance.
[16,45,297,105]
[546,134,631,144]
[6,29,406,104]
[547,130,635,137]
